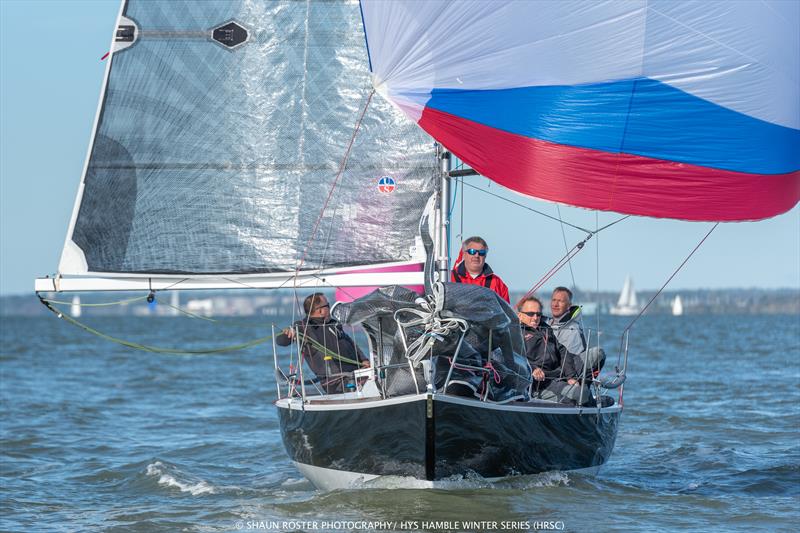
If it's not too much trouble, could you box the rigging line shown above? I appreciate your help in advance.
[38,295,148,307]
[312,190,344,294]
[446,176,460,262]
[220,274,300,292]
[151,278,191,291]
[292,88,376,282]
[461,180,631,236]
[460,180,592,233]
[159,301,268,328]
[306,274,361,303]
[596,215,631,233]
[293,328,361,367]
[459,175,464,246]
[556,204,579,293]
[289,90,375,346]
[596,211,602,354]
[623,223,719,336]
[516,235,592,306]
[37,297,273,355]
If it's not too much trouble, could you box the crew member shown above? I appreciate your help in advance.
[450,236,510,302]
[276,293,369,394]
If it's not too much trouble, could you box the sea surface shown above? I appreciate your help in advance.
[1,311,798,532]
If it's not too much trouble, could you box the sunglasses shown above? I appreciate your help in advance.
[465,248,487,257]
[520,311,543,317]
[314,303,330,311]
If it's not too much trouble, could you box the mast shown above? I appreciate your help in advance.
[436,148,452,282]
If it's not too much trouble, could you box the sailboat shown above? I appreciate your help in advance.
[672,295,684,316]
[34,1,798,489]
[610,276,641,316]
[70,295,81,318]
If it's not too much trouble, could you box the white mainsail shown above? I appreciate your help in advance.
[611,276,641,316]
[37,0,436,293]
[672,295,684,316]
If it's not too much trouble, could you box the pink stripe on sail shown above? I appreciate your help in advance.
[335,263,424,303]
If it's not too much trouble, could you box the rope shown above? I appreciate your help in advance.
[159,300,270,328]
[293,329,361,367]
[622,223,719,335]
[395,283,468,367]
[516,234,592,307]
[461,180,594,233]
[38,296,273,355]
[556,204,579,293]
[293,88,375,278]
[46,292,271,329]
[39,295,148,307]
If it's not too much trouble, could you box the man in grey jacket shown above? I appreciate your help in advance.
[547,287,606,378]
[547,287,586,353]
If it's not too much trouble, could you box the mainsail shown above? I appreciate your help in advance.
[41,0,436,292]
[360,0,799,222]
[616,276,638,309]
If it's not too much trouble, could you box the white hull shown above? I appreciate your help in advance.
[609,306,640,316]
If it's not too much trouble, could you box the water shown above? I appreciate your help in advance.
[1,313,798,532]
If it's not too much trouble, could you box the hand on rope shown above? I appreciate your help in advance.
[290,329,362,367]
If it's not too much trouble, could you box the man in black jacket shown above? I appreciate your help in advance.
[276,293,369,394]
[518,296,590,405]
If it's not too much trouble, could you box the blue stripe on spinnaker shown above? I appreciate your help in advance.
[422,79,799,175]
[358,0,373,73]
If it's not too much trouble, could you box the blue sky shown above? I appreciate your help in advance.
[1,0,798,296]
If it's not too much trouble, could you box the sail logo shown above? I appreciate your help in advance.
[378,176,395,193]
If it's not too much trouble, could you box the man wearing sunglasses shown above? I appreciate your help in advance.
[517,296,589,405]
[276,292,370,394]
[450,236,510,303]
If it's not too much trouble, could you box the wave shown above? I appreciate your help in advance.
[339,469,573,491]
[145,461,216,496]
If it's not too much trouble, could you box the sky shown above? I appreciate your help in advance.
[1,0,798,296]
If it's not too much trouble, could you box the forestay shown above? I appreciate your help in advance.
[360,0,800,222]
[46,0,435,292]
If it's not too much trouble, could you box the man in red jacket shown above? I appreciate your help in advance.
[450,236,510,303]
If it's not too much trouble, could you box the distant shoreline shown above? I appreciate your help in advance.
[4,287,798,317]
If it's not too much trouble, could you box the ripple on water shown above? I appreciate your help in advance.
[2,314,799,531]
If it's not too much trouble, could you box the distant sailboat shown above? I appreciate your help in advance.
[610,276,641,316]
[672,295,684,316]
[70,295,81,317]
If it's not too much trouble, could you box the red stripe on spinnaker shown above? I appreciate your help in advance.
[419,107,800,222]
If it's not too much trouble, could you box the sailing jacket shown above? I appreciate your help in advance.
[546,305,586,354]
[521,322,579,387]
[276,317,367,393]
[451,261,510,303]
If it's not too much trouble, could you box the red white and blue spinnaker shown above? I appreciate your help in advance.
[360,0,799,221]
